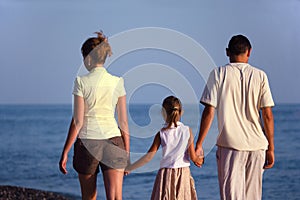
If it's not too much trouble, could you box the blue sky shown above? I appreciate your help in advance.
[0,0,299,104]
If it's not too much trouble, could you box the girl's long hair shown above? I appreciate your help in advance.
[162,96,182,130]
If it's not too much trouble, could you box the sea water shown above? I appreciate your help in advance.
[0,104,299,200]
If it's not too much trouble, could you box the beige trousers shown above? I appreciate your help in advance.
[216,146,265,200]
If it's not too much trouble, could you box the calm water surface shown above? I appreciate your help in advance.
[0,104,299,199]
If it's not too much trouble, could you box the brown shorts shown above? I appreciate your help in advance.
[73,136,128,175]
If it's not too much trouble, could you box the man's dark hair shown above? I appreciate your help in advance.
[227,35,252,55]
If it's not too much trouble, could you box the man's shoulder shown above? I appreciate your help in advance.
[209,65,225,74]
[212,64,230,75]
[247,64,268,76]
[218,64,232,71]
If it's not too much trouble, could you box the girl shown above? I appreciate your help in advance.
[126,96,203,200]
[59,31,130,200]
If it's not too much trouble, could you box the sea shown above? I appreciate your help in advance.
[0,104,299,200]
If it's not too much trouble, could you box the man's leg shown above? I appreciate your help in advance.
[216,146,247,200]
[245,150,265,200]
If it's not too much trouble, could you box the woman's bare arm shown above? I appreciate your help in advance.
[117,95,130,153]
[59,95,84,174]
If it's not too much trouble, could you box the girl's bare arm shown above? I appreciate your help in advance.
[126,132,161,172]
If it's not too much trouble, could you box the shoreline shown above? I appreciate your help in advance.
[0,185,77,200]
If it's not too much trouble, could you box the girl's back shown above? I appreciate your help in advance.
[159,122,191,169]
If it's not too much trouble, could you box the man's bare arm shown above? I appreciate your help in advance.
[194,105,215,167]
[262,107,275,169]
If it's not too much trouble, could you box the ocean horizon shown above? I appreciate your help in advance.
[0,103,299,199]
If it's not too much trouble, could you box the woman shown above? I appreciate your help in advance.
[59,31,130,200]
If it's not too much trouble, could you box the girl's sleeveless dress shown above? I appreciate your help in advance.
[151,122,197,200]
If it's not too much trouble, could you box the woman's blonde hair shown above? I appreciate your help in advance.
[81,31,112,64]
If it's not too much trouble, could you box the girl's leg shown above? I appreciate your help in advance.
[102,168,124,200]
[78,173,97,200]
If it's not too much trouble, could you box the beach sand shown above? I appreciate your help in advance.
[0,185,72,200]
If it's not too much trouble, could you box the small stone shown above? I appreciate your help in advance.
[0,185,71,200]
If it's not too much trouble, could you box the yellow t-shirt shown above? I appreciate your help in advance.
[201,63,274,151]
[72,67,126,139]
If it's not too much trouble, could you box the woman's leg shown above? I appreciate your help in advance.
[102,168,124,200]
[78,173,97,200]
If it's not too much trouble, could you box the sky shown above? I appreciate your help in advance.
[0,0,300,104]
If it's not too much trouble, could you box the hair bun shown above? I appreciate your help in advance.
[94,31,107,42]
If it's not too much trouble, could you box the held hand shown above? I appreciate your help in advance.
[124,155,131,176]
[196,157,204,167]
[194,146,204,167]
[59,154,68,174]
[124,166,132,176]
[124,170,130,176]
[264,150,275,169]
[124,160,132,176]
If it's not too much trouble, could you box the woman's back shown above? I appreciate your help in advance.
[73,67,126,139]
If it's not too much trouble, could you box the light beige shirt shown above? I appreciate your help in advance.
[201,63,274,151]
[73,67,126,139]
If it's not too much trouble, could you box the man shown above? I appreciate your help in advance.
[195,35,275,200]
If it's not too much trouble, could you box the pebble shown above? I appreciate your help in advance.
[0,185,72,200]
